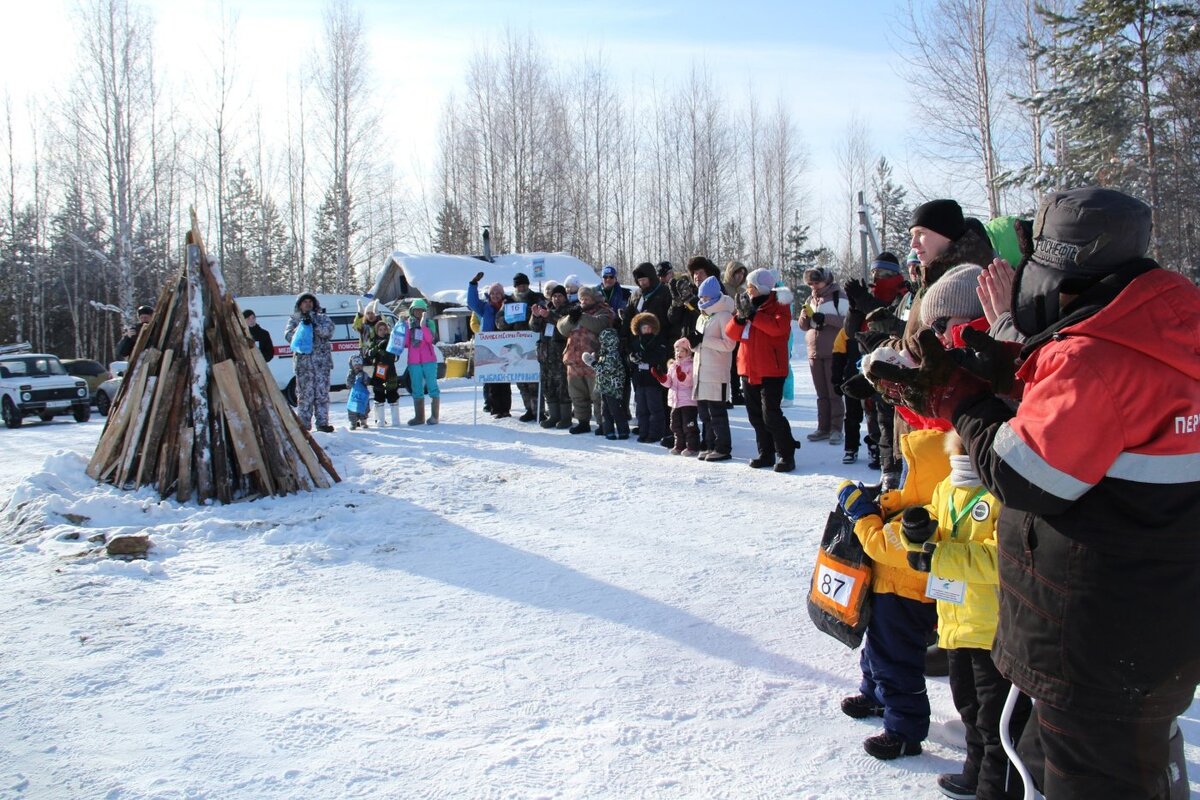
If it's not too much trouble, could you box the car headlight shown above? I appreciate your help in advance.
[21,392,31,402]
[78,387,87,397]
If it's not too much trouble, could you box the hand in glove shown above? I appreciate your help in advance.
[674,365,686,382]
[900,507,938,546]
[907,542,936,573]
[955,327,1024,396]
[651,367,667,385]
[735,292,756,322]
[567,306,583,323]
[836,480,880,522]
[810,311,826,329]
[864,307,904,336]
[581,352,596,367]
[843,278,873,311]
[866,329,992,420]
[471,271,485,284]
[628,352,641,366]
[302,312,313,324]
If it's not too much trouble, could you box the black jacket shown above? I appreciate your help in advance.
[248,324,274,362]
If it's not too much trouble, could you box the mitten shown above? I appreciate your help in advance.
[864,307,904,336]
[471,271,485,284]
[651,367,667,385]
[735,292,755,321]
[674,365,686,381]
[628,352,640,365]
[900,507,938,547]
[867,329,991,420]
[907,542,936,573]
[836,480,880,522]
[582,352,596,367]
[811,311,826,329]
[568,306,583,323]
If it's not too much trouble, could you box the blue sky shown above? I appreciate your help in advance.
[2,0,939,249]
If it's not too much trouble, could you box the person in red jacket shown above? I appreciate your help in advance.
[869,187,1199,800]
[726,268,799,472]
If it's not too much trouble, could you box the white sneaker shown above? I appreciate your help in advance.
[829,430,844,445]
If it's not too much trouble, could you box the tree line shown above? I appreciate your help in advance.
[1,0,1197,363]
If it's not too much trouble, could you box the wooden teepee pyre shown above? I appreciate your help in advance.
[87,211,340,503]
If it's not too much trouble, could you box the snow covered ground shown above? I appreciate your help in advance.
[0,364,1196,799]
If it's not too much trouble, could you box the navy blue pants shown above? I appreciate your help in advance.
[859,591,937,745]
[634,382,666,441]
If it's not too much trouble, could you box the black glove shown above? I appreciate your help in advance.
[568,306,583,323]
[953,326,1024,396]
[673,277,697,305]
[471,271,485,284]
[901,507,938,545]
[840,373,876,401]
[856,329,890,353]
[864,307,904,336]
[735,292,755,321]
[866,329,992,419]
[811,311,826,329]
[907,542,936,573]
[302,312,312,324]
[843,278,873,311]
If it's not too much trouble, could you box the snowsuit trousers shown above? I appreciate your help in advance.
[634,382,666,441]
[600,395,629,437]
[808,356,844,436]
[566,373,596,424]
[539,355,570,407]
[670,407,700,452]
[858,591,937,745]
[485,382,512,415]
[948,647,1031,800]
[743,376,795,462]
[843,393,864,453]
[371,377,400,404]
[697,399,731,456]
[870,398,899,473]
[294,355,331,429]
[1016,701,1183,800]
[518,381,541,414]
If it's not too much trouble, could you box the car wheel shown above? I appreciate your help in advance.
[96,391,111,417]
[74,405,91,423]
[285,378,298,407]
[2,397,22,429]
[39,411,55,423]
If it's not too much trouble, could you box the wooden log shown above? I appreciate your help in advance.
[156,364,190,498]
[176,425,194,503]
[135,349,177,487]
[212,358,271,492]
[185,243,213,503]
[88,347,158,481]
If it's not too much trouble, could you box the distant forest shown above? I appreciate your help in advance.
[1,0,1197,360]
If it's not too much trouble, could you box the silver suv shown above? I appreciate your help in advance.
[0,351,92,428]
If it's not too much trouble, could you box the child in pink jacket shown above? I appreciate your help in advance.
[655,338,700,456]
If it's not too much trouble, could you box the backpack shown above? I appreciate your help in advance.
[807,507,874,649]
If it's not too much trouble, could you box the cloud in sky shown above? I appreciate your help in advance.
[2,0,934,253]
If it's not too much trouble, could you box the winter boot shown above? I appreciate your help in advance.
[556,403,573,429]
[519,407,537,422]
[540,404,561,428]
[935,773,978,800]
[389,402,402,427]
[408,398,426,426]
[569,420,590,434]
[840,694,884,720]
[863,731,921,760]
[426,398,440,425]
[373,402,386,427]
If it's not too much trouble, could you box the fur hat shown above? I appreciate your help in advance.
[578,285,601,303]
[686,256,720,280]
[748,268,778,293]
[632,262,658,282]
[921,263,985,325]
[697,275,723,310]
[630,311,660,336]
[295,292,319,311]
[909,199,966,241]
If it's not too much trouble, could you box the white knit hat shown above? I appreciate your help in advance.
[747,268,777,293]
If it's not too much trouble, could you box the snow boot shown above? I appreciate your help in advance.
[555,403,573,429]
[863,731,921,760]
[569,420,590,434]
[518,408,537,422]
[935,773,978,800]
[389,402,402,427]
[540,404,560,428]
[426,398,440,425]
[408,398,425,426]
[840,694,884,720]
[373,402,386,427]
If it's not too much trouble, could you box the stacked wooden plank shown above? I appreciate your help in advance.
[87,212,340,503]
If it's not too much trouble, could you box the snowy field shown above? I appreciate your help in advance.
[1,364,1196,799]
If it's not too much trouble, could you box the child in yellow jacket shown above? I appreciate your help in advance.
[900,431,1029,800]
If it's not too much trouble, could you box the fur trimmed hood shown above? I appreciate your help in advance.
[629,311,661,336]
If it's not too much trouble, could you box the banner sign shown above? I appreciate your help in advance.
[473,331,540,383]
[532,257,545,279]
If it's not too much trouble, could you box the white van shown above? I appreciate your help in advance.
[236,294,444,405]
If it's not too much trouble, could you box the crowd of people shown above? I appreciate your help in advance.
[270,185,1197,800]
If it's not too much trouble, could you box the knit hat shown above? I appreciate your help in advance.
[513,272,530,286]
[870,258,901,275]
[410,298,429,311]
[876,251,900,265]
[906,249,921,266]
[747,268,777,293]
[563,274,581,290]
[242,308,256,319]
[673,337,693,356]
[549,283,568,299]
[697,275,723,310]
[909,199,966,241]
[803,267,832,285]
[137,304,154,315]
[656,261,673,278]
[601,264,617,279]
[921,263,984,325]
[349,354,363,368]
